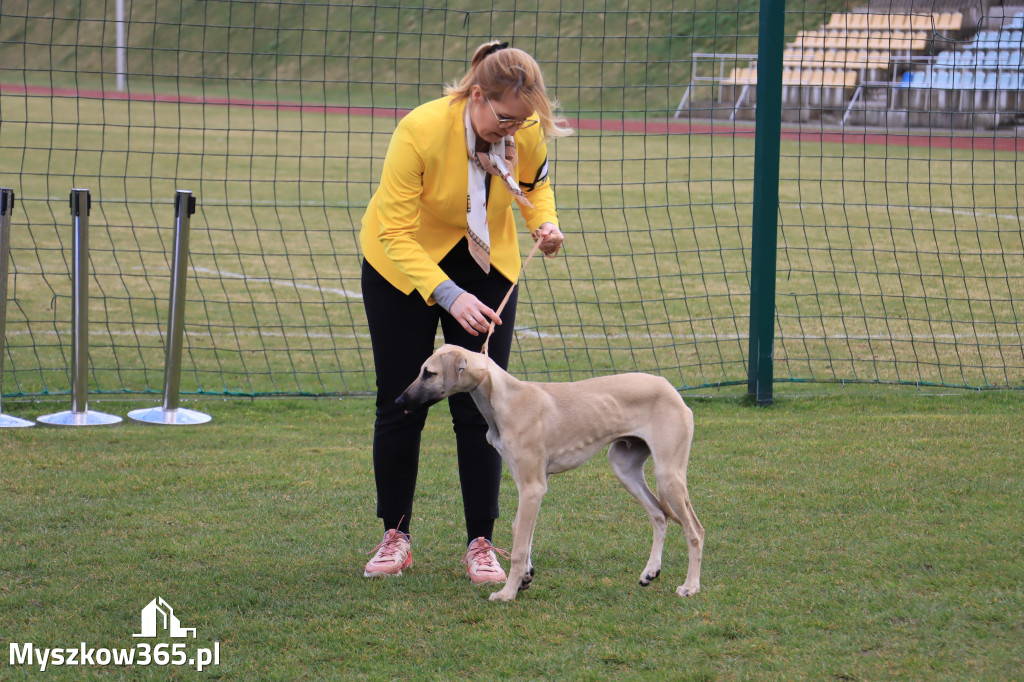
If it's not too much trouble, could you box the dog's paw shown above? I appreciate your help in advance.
[520,566,535,590]
[489,588,518,602]
[639,568,661,586]
[675,583,700,597]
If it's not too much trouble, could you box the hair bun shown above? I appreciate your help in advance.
[472,40,509,66]
[483,41,509,57]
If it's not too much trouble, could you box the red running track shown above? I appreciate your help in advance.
[3,83,1022,152]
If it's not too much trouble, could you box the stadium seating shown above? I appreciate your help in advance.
[826,11,963,33]
[898,15,1024,119]
[715,8,1022,127]
[770,12,952,113]
[791,29,930,52]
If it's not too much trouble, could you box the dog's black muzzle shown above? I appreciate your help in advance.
[395,387,442,413]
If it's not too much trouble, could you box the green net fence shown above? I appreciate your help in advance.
[0,1,1020,399]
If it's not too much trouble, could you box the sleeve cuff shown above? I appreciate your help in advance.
[432,279,466,313]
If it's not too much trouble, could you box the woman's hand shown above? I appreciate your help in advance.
[534,222,564,257]
[450,292,503,336]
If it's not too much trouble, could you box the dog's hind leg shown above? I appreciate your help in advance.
[655,467,704,597]
[608,438,668,587]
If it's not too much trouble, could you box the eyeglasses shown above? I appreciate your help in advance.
[485,97,537,130]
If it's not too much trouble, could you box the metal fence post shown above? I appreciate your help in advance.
[37,189,122,426]
[746,0,787,406]
[128,190,210,425]
[0,188,34,427]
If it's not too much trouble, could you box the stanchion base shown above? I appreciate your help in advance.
[36,410,122,426]
[0,413,35,428]
[127,406,212,425]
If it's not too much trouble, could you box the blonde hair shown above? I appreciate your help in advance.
[445,41,573,138]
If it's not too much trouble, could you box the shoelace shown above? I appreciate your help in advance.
[464,541,510,573]
[367,531,409,561]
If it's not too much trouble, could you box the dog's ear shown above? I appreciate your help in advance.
[442,351,468,394]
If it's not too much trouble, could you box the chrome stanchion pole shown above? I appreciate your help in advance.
[129,190,210,425]
[37,189,122,426]
[0,188,34,427]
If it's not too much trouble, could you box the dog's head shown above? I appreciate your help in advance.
[395,344,483,411]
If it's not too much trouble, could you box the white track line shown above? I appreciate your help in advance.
[6,328,1020,344]
[190,266,362,299]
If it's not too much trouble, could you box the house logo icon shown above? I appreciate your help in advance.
[132,597,197,638]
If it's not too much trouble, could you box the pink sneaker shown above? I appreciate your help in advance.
[364,529,412,578]
[463,537,508,585]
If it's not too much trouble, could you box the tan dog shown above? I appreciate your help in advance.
[396,344,704,602]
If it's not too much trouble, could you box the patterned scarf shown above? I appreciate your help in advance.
[464,103,533,273]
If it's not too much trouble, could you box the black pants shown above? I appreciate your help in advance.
[361,239,517,543]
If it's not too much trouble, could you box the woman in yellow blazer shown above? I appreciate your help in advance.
[360,41,571,584]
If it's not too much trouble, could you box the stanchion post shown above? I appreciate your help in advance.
[0,188,34,427]
[70,188,90,414]
[128,190,211,425]
[37,189,122,426]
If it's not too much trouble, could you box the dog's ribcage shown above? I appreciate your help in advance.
[482,373,684,475]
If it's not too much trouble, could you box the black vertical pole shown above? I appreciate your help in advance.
[746,0,786,405]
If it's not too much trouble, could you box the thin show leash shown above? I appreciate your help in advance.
[480,236,544,357]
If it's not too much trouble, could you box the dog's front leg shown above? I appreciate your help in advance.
[490,482,546,602]
[510,506,534,590]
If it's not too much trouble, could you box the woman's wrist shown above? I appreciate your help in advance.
[432,280,467,313]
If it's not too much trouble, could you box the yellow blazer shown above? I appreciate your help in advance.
[360,95,559,303]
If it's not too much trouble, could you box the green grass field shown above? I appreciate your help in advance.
[3,1,1021,398]
[2,391,1022,679]
[3,88,1022,398]
[0,0,848,114]
[2,3,1023,679]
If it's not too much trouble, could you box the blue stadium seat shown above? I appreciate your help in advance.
[933,69,954,88]
[954,50,975,68]
[997,72,1018,90]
